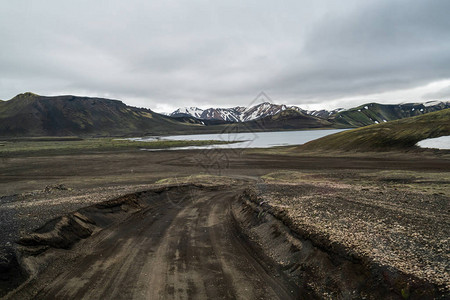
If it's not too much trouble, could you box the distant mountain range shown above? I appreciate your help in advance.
[170,101,450,126]
[171,102,297,122]
[0,92,448,137]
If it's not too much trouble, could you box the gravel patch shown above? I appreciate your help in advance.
[257,174,450,292]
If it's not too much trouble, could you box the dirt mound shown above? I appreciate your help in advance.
[16,193,142,254]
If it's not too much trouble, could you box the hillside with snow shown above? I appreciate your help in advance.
[170,101,450,126]
[170,102,305,122]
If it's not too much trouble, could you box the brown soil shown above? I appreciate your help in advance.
[0,149,449,299]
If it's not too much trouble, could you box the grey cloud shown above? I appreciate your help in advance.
[423,86,450,100]
[0,0,449,110]
[268,0,450,101]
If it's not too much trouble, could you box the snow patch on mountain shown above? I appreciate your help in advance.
[171,107,204,118]
[170,102,306,122]
[169,100,450,123]
[423,100,443,107]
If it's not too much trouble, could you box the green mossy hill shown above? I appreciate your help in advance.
[0,93,204,137]
[331,102,449,127]
[299,109,450,151]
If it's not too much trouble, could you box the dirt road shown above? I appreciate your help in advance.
[10,187,299,300]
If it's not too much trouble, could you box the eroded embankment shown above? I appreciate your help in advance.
[232,188,447,299]
[1,184,206,298]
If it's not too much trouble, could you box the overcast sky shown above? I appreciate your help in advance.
[1,0,450,112]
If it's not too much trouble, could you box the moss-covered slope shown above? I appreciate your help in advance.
[299,109,450,151]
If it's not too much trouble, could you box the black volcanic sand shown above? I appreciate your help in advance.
[0,148,449,299]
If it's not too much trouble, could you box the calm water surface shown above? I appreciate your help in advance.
[134,129,347,150]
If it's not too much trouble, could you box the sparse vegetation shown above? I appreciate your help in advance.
[0,138,233,156]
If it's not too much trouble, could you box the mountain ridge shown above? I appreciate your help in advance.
[1,92,449,137]
[330,101,450,127]
[171,102,303,122]
[0,92,205,137]
[171,100,450,126]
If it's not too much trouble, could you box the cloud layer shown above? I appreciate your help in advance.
[1,0,449,111]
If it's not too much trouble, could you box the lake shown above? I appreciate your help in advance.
[133,129,347,150]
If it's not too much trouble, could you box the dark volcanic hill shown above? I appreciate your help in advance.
[0,93,203,137]
[209,109,334,134]
[235,109,333,131]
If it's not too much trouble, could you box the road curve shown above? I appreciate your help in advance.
[12,188,299,300]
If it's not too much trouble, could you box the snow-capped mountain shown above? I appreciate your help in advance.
[330,101,450,127]
[170,100,450,124]
[306,108,346,119]
[241,102,302,122]
[170,102,305,122]
[170,107,204,119]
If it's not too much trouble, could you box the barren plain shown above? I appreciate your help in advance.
[0,147,449,299]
